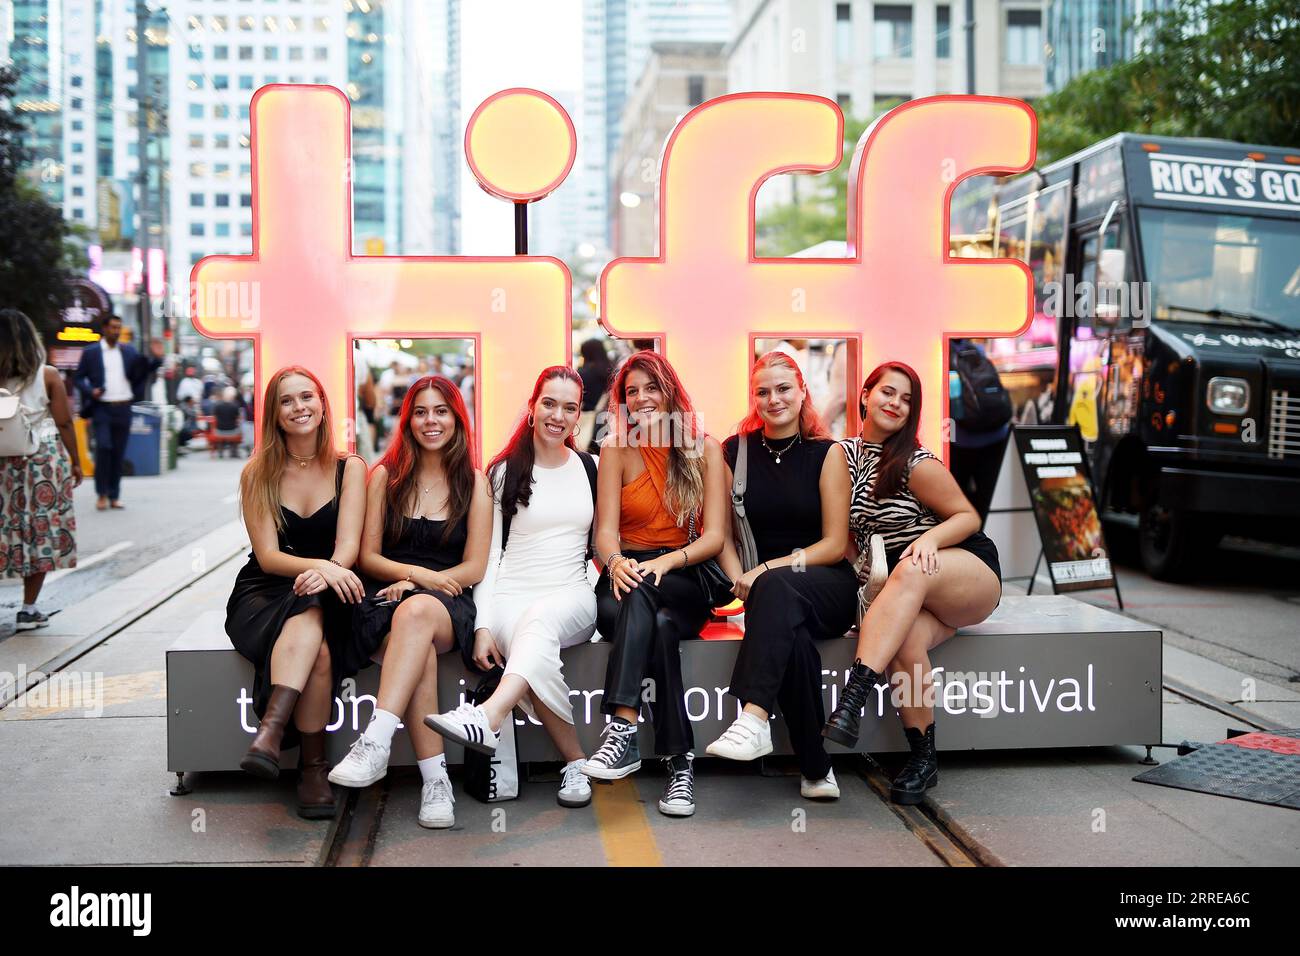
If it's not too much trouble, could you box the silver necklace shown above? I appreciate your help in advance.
[761,431,801,464]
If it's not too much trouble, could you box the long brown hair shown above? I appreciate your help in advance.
[860,361,923,499]
[487,366,584,521]
[737,349,831,439]
[606,350,706,526]
[0,309,47,388]
[374,375,477,546]
[239,366,339,533]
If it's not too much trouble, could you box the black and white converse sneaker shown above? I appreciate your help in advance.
[424,702,500,755]
[658,752,695,817]
[580,719,641,780]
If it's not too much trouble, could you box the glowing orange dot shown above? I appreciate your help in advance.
[465,88,576,202]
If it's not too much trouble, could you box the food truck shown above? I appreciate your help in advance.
[975,133,1300,579]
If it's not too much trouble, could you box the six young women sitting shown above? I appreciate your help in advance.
[229,349,1000,824]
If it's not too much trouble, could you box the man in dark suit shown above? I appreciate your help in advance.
[74,315,164,510]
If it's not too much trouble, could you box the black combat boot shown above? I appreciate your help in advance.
[821,660,885,748]
[890,722,938,805]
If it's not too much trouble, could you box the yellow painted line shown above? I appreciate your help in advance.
[592,778,662,867]
[3,670,165,719]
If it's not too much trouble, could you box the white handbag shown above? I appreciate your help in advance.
[0,387,39,457]
[854,533,889,625]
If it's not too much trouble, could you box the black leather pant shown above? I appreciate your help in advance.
[728,562,858,780]
[596,548,712,756]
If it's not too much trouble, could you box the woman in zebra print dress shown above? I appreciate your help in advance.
[822,361,1001,805]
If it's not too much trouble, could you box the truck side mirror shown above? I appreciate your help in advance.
[1095,248,1128,325]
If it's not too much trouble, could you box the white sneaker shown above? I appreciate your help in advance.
[705,713,773,761]
[327,734,390,788]
[424,702,500,755]
[557,760,592,808]
[801,767,840,800]
[418,775,455,829]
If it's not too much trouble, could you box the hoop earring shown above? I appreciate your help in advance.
[528,414,535,427]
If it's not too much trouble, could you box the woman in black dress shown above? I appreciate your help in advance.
[328,375,491,830]
[226,365,366,819]
[703,351,857,798]
[823,361,1001,804]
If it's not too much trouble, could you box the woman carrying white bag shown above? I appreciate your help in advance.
[0,309,83,630]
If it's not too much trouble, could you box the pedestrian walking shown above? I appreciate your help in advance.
[72,314,163,511]
[0,309,84,630]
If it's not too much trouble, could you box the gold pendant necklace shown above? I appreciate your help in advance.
[288,451,317,469]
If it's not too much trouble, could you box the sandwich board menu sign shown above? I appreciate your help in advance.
[1013,425,1121,604]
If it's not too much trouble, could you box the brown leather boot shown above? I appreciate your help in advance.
[240,684,300,780]
[296,730,337,820]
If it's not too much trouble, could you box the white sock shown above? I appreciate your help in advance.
[738,710,767,732]
[362,708,401,748]
[418,754,448,783]
[21,604,37,614]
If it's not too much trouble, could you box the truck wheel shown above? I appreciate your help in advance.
[1138,504,1213,581]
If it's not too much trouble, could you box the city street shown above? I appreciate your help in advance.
[0,468,1296,868]
[0,453,244,640]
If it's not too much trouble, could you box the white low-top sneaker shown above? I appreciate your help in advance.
[418,776,455,829]
[557,760,592,808]
[327,734,390,788]
[424,702,500,755]
[801,767,840,800]
[705,712,773,761]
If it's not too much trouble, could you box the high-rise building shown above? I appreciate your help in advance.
[528,88,581,259]
[611,40,726,255]
[8,0,461,337]
[729,0,1045,116]
[1044,0,1172,92]
[580,0,732,252]
[727,0,1045,210]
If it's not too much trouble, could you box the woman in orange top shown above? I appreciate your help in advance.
[579,350,728,818]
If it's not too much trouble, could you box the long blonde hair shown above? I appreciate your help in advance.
[239,366,339,532]
[606,350,706,527]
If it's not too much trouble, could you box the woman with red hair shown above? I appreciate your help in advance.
[703,351,857,799]
[328,375,492,829]
[579,350,729,818]
[823,362,1001,804]
[423,366,601,809]
[226,366,366,820]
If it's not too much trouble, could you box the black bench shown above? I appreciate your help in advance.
[166,595,1161,779]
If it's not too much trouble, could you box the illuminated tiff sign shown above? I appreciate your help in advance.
[191,85,1036,457]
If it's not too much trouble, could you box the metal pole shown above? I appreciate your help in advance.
[514,202,528,255]
[134,0,151,348]
[964,0,975,95]
[153,76,170,361]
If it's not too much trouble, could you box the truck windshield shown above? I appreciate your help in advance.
[1138,207,1300,331]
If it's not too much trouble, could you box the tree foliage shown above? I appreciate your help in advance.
[755,111,880,258]
[0,66,77,337]
[1036,0,1300,163]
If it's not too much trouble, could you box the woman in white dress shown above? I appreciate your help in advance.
[424,366,599,808]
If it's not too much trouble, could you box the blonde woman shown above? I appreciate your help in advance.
[226,366,366,819]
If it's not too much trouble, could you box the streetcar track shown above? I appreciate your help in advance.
[0,541,248,711]
[853,755,991,867]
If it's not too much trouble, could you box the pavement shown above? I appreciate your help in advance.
[2,510,1297,867]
